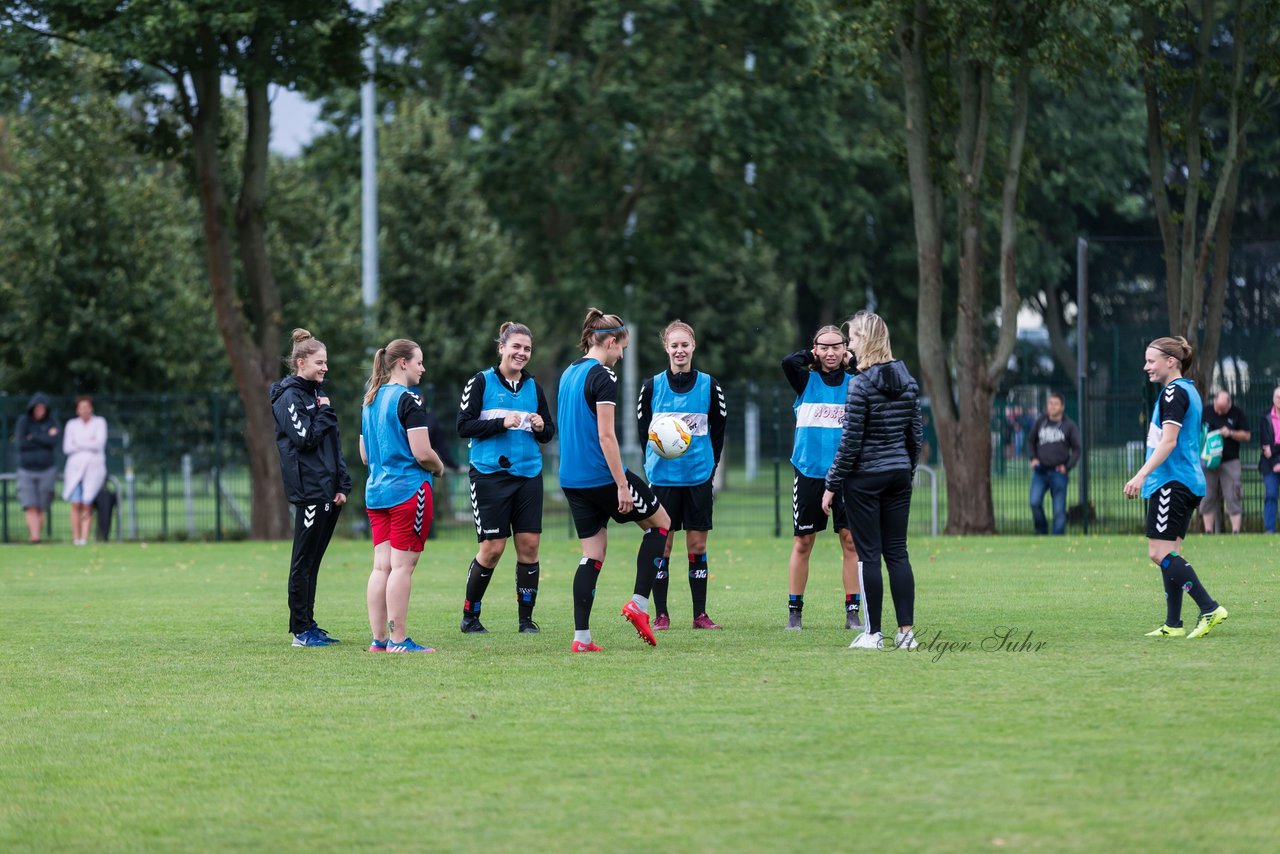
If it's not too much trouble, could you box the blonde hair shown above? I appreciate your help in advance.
[578,307,627,353]
[846,311,893,371]
[1148,336,1194,375]
[661,320,696,344]
[363,338,420,405]
[286,328,326,374]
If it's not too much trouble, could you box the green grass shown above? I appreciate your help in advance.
[2,534,1278,851]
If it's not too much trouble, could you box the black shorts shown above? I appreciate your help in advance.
[793,468,847,537]
[1145,481,1202,541]
[469,470,543,541]
[653,480,714,532]
[563,470,663,539]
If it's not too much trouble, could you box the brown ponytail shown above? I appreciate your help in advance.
[578,307,627,353]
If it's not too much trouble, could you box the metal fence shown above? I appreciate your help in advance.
[3,382,1277,543]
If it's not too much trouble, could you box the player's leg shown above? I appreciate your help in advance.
[834,487,861,630]
[385,484,434,652]
[367,540,392,650]
[787,534,815,630]
[649,485,680,627]
[683,480,718,628]
[461,473,508,633]
[620,473,668,646]
[513,531,542,632]
[788,471,828,630]
[566,486,610,651]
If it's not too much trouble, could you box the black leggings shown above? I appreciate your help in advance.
[842,469,915,634]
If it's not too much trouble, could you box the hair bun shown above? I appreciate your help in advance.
[291,328,313,344]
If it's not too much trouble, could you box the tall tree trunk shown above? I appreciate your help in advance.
[190,50,289,539]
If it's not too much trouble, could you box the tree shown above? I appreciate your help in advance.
[0,51,215,393]
[887,0,1118,533]
[4,2,365,538]
[1136,0,1280,393]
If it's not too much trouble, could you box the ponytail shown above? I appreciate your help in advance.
[363,348,388,406]
[578,307,627,353]
[1149,335,1195,375]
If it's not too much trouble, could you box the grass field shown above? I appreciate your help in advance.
[2,533,1278,851]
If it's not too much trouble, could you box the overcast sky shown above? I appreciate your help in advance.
[270,87,321,157]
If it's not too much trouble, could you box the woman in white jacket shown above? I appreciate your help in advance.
[63,396,108,545]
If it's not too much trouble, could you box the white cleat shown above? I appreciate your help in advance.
[848,631,883,650]
[892,630,918,650]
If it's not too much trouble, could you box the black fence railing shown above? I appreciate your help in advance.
[4,384,1277,543]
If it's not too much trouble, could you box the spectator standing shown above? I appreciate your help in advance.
[15,393,59,544]
[1028,393,1082,535]
[1260,384,1280,534]
[62,395,107,546]
[1201,390,1250,534]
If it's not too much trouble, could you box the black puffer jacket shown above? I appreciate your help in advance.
[269,376,352,504]
[824,360,924,489]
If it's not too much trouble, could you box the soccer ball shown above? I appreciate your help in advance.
[648,415,692,460]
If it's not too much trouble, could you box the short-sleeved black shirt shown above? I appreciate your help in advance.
[1203,404,1248,462]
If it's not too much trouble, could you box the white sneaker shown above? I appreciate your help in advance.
[848,631,883,650]
[893,630,918,650]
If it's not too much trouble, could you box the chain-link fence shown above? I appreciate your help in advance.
[5,374,1278,544]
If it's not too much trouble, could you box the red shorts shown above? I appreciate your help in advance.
[367,483,433,552]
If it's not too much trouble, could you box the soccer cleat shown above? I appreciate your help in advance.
[846,609,863,631]
[848,631,884,650]
[313,625,341,644]
[785,612,803,631]
[1186,606,1228,639]
[369,638,389,652]
[518,620,540,634]
[692,613,722,630]
[621,600,658,646]
[892,629,918,650]
[292,628,334,647]
[1144,624,1187,637]
[570,640,603,652]
[386,637,436,653]
[460,615,489,634]
[653,614,671,631]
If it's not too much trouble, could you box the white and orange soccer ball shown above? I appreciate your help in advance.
[648,415,692,460]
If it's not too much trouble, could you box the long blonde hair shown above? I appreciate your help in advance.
[846,311,893,371]
[363,339,420,405]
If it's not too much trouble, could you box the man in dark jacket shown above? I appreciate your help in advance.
[1028,393,1082,535]
[15,393,59,543]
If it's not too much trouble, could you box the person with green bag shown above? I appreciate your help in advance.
[1201,390,1250,534]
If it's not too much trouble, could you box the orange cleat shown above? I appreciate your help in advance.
[570,640,603,653]
[621,600,658,646]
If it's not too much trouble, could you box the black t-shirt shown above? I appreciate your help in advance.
[397,391,431,432]
[583,362,619,409]
[1203,404,1247,462]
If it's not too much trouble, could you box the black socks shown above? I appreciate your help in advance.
[689,552,709,616]
[464,558,494,616]
[651,556,670,616]
[516,561,539,622]
[634,527,669,598]
[1160,553,1218,625]
[573,558,602,631]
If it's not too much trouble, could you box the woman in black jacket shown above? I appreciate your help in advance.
[270,328,353,647]
[822,311,924,651]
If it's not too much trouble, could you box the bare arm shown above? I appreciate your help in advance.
[596,403,631,512]
[408,428,446,478]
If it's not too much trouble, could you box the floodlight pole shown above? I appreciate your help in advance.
[1076,236,1089,535]
[360,0,379,319]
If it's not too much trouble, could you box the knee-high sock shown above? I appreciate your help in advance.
[1161,553,1218,617]
[573,558,602,631]
[464,558,494,616]
[516,561,540,621]
[634,528,669,597]
[688,552,709,615]
[650,556,670,615]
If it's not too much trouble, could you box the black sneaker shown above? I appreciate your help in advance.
[518,619,540,634]
[460,615,489,634]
